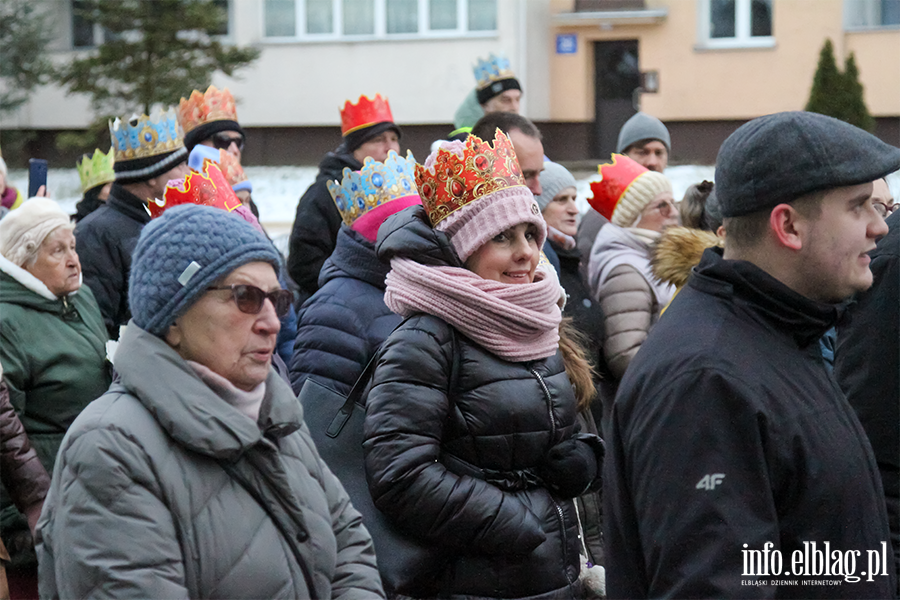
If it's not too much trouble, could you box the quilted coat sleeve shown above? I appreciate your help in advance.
[595,264,657,380]
[0,377,50,513]
[290,291,371,397]
[362,323,547,555]
[38,424,189,599]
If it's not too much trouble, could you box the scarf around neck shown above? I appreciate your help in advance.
[384,258,564,362]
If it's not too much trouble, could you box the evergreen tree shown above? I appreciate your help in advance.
[842,53,876,132]
[805,39,875,132]
[0,0,54,114]
[805,39,846,119]
[57,0,259,116]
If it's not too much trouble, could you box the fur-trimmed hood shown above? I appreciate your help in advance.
[650,226,721,290]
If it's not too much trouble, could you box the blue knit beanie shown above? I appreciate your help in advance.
[129,204,282,337]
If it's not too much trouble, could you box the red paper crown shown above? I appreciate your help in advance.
[415,129,526,226]
[149,158,242,219]
[340,94,394,136]
[177,85,238,135]
[589,154,649,220]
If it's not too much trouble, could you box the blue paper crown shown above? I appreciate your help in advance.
[327,150,419,226]
[473,53,515,91]
[110,107,185,162]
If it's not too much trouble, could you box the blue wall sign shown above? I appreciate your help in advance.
[556,34,577,55]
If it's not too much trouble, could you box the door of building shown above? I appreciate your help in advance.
[593,40,641,158]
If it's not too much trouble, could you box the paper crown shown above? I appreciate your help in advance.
[110,107,185,162]
[589,154,649,220]
[327,150,419,226]
[340,94,394,136]
[186,144,249,191]
[474,54,516,91]
[149,156,242,219]
[77,148,116,193]
[415,129,526,227]
[178,85,238,135]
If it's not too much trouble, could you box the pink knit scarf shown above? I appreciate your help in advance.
[384,258,564,362]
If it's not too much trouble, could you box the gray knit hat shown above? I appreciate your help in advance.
[616,112,671,154]
[129,204,282,337]
[533,161,577,211]
[716,111,900,217]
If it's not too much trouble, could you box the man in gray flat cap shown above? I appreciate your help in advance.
[604,111,899,599]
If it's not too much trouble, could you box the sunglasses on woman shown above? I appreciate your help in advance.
[211,133,245,152]
[208,284,293,318]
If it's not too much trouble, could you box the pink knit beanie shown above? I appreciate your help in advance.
[416,131,546,263]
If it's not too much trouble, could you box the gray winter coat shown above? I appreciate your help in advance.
[36,323,384,599]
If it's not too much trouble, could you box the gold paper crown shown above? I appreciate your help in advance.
[77,148,116,193]
[109,107,185,161]
[415,129,526,226]
[178,85,238,134]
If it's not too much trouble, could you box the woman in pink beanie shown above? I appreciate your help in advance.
[363,130,603,599]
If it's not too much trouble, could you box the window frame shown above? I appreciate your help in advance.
[696,0,775,50]
[261,0,497,42]
[844,0,900,30]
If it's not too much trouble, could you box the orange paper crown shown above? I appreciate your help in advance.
[415,129,526,226]
[149,158,242,219]
[216,148,248,188]
[340,94,394,136]
[589,154,649,220]
[177,85,238,135]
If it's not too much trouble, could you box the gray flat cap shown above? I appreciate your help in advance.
[716,111,900,218]
[616,112,671,153]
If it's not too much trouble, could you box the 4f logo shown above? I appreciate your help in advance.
[696,473,725,490]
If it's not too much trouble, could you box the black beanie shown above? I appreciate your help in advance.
[343,121,402,154]
[476,77,522,105]
[183,120,246,151]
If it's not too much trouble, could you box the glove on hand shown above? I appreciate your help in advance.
[537,438,599,498]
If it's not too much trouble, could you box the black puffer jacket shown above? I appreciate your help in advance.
[362,207,587,599]
[289,226,401,396]
[75,184,151,339]
[287,150,362,302]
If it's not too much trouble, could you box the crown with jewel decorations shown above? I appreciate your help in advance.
[77,148,116,193]
[109,107,185,162]
[149,156,242,219]
[328,150,418,226]
[474,54,516,91]
[177,85,238,135]
[340,93,395,136]
[415,129,526,227]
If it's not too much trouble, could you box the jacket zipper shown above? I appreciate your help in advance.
[530,368,575,584]
[529,367,556,441]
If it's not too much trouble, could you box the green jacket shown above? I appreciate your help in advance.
[0,258,111,562]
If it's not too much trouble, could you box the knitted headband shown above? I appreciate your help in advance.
[129,204,282,337]
[611,170,672,228]
[0,198,73,267]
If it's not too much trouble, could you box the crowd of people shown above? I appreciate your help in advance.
[0,53,898,600]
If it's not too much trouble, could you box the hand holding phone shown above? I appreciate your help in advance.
[28,159,48,198]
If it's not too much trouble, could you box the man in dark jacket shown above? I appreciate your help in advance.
[287,93,401,303]
[604,111,900,599]
[76,109,188,339]
[835,197,899,583]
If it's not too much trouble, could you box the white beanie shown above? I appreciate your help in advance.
[610,170,672,228]
[0,198,73,267]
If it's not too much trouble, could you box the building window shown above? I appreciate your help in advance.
[73,0,231,48]
[845,0,900,28]
[262,0,496,39]
[698,0,773,48]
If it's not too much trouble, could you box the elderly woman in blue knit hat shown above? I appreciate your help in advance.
[36,203,385,599]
